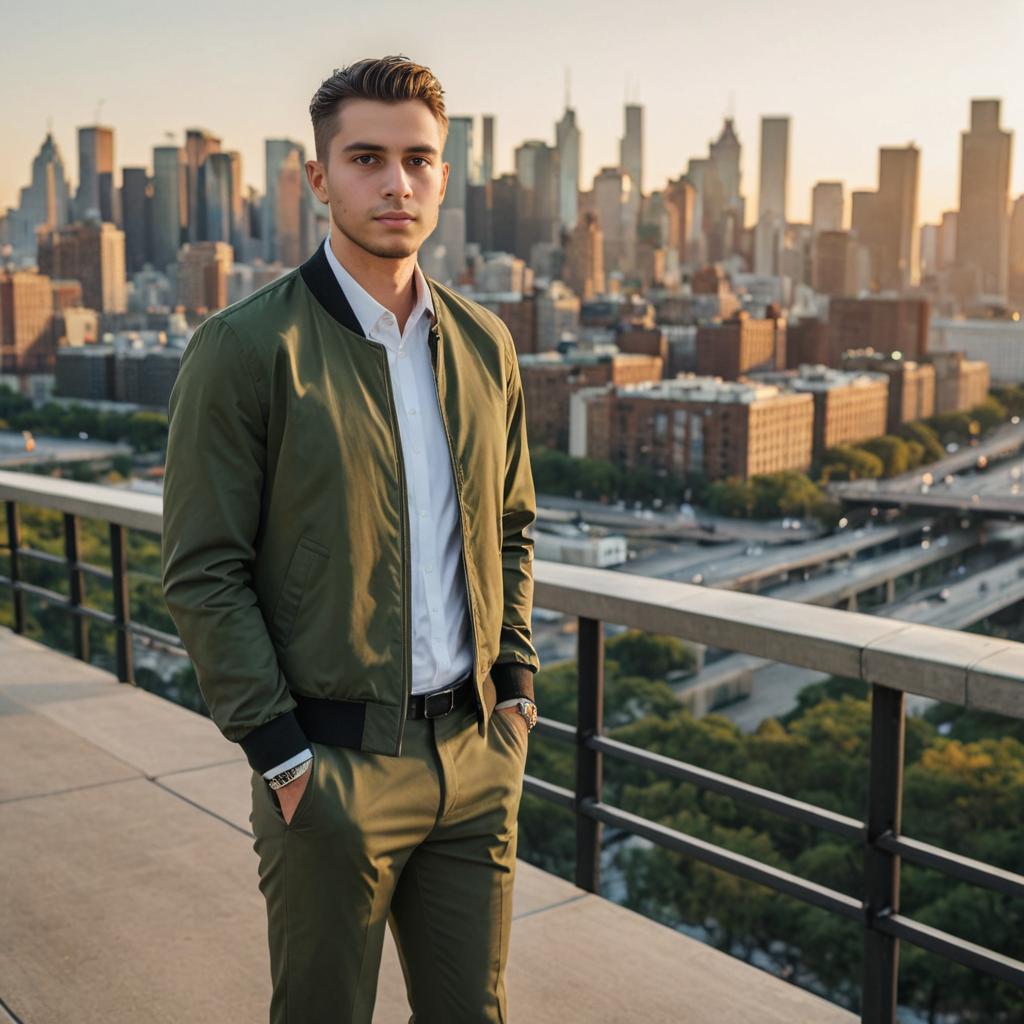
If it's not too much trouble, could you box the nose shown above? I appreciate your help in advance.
[381,160,413,200]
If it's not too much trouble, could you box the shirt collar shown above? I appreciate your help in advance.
[322,233,435,339]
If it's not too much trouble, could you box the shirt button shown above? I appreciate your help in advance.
[408,408,417,415]
[425,564,433,572]
[420,510,428,518]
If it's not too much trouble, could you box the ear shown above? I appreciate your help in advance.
[438,161,449,205]
[305,159,329,203]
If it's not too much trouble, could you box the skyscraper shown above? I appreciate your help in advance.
[685,157,710,265]
[1009,195,1024,309]
[515,139,559,255]
[708,117,745,259]
[151,145,187,273]
[956,98,1013,299]
[74,126,117,223]
[177,240,233,312]
[204,151,244,251]
[120,167,152,274]
[0,271,56,373]
[663,176,696,265]
[593,167,633,275]
[710,118,741,206]
[852,145,920,292]
[481,115,495,184]
[555,106,581,231]
[620,103,644,198]
[185,128,221,243]
[433,116,474,281]
[442,117,473,210]
[940,211,958,270]
[563,212,604,300]
[274,148,305,268]
[812,182,844,233]
[38,221,126,313]
[264,139,313,264]
[3,133,72,261]
[754,116,790,275]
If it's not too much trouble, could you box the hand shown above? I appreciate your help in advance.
[497,706,530,744]
[276,769,312,826]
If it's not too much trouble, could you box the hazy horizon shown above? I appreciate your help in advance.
[4,0,1023,228]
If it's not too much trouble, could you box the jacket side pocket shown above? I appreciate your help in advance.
[270,537,330,647]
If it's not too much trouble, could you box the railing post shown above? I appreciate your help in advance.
[64,513,89,663]
[862,682,905,1023]
[109,523,133,684]
[5,500,25,634]
[575,615,604,893]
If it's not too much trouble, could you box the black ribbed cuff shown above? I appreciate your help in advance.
[490,662,536,704]
[238,709,310,774]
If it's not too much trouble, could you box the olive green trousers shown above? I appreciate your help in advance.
[248,696,528,1024]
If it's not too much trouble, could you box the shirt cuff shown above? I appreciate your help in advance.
[494,698,533,710]
[261,748,313,780]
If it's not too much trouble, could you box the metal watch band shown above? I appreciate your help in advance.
[267,755,313,791]
[511,697,538,732]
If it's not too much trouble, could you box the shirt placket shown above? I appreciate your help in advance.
[386,317,450,690]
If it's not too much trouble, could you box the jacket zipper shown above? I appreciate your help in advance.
[428,324,484,724]
[373,341,411,755]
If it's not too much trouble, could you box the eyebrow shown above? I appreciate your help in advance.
[341,142,440,155]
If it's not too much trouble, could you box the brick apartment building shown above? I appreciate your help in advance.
[842,350,937,434]
[828,297,930,360]
[569,375,814,480]
[788,366,891,461]
[696,309,786,379]
[520,349,663,451]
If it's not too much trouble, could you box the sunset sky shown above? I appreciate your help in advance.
[4,0,1023,227]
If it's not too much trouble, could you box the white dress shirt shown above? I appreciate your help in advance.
[263,235,523,780]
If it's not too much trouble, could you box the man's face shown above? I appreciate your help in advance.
[306,98,448,261]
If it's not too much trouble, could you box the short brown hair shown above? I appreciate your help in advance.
[309,55,448,164]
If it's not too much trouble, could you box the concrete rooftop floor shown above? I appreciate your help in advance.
[0,625,855,1023]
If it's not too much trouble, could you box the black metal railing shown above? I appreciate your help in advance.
[2,479,1024,1023]
[519,612,1024,1023]
[3,499,184,679]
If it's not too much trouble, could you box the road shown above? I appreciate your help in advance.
[707,546,1024,731]
[537,493,820,543]
[832,423,1024,518]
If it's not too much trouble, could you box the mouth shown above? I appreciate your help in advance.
[375,213,415,225]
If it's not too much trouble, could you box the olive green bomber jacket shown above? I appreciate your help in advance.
[160,242,540,774]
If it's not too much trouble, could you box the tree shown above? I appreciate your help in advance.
[970,395,1008,434]
[706,477,754,518]
[820,445,884,482]
[898,422,945,463]
[859,435,910,477]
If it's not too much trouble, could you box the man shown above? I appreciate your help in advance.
[161,54,540,1023]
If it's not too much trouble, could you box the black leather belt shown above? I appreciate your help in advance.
[292,674,476,752]
[407,673,474,719]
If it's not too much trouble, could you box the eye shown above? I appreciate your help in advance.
[354,154,377,165]
[409,157,429,167]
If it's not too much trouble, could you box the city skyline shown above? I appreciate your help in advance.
[4,0,1023,227]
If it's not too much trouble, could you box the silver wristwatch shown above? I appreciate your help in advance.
[267,756,313,791]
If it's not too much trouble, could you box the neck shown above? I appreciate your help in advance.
[328,227,419,329]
